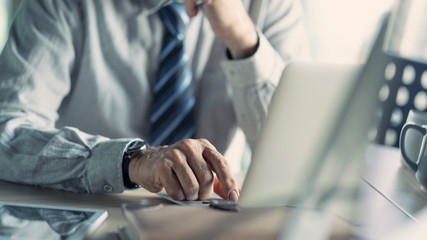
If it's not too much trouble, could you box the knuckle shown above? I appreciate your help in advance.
[164,149,184,165]
[178,139,194,150]
[177,139,202,157]
[185,182,199,200]
[168,189,185,201]
[169,149,182,160]
[199,172,214,189]
[216,158,228,169]
[200,138,216,149]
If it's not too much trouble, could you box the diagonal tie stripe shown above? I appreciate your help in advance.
[151,67,192,123]
[155,43,188,93]
[149,3,195,146]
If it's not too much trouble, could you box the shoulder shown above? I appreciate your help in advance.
[18,0,83,19]
[14,0,86,32]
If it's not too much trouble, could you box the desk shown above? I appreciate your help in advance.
[352,145,427,239]
[0,180,169,239]
[363,144,427,219]
[0,144,425,239]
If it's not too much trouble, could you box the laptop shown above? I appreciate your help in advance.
[159,61,382,215]
[239,62,364,208]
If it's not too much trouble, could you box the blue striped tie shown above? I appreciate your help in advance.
[150,3,195,146]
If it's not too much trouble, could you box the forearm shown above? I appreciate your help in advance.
[221,33,285,148]
[221,0,310,147]
[185,0,258,59]
[0,109,133,193]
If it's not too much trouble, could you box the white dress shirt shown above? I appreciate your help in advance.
[0,0,310,193]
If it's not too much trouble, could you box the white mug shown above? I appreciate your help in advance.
[400,110,427,187]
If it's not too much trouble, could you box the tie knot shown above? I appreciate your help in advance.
[159,2,190,37]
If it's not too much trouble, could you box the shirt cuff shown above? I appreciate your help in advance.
[86,138,140,193]
[221,31,285,88]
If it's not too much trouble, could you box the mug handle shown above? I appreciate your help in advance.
[400,123,427,171]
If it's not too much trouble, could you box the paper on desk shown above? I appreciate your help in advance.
[156,191,222,206]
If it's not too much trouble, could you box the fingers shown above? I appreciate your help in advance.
[162,164,186,200]
[213,175,226,199]
[168,148,201,200]
[183,0,200,18]
[136,139,237,202]
[176,140,214,200]
[200,139,240,202]
[154,141,212,201]
[170,138,238,201]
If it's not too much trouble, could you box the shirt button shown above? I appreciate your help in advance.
[103,184,114,192]
[228,69,235,76]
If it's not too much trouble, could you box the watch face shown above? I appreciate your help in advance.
[127,141,146,152]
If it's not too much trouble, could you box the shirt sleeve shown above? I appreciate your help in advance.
[0,0,131,193]
[220,0,311,148]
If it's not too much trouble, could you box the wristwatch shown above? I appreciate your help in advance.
[122,140,146,189]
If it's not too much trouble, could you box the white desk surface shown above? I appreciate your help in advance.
[363,144,427,219]
[0,180,169,239]
[352,144,427,239]
[0,144,425,239]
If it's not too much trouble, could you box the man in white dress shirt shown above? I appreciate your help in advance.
[0,0,310,202]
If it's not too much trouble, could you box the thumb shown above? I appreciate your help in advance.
[183,0,200,18]
[213,175,226,199]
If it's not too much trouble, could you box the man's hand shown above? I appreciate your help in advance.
[128,138,240,202]
[184,0,258,59]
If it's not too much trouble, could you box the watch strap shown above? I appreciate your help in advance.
[122,141,145,189]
